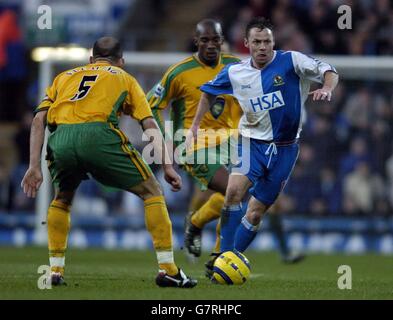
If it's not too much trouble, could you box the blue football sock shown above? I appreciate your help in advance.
[220,204,243,252]
[241,198,249,215]
[234,216,260,252]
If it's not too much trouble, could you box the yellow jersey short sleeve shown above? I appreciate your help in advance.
[148,65,184,111]
[35,73,62,114]
[123,75,153,122]
[147,65,184,134]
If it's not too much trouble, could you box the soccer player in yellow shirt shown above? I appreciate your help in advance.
[21,37,197,288]
[147,19,242,268]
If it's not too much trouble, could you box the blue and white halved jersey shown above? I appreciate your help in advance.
[200,50,337,142]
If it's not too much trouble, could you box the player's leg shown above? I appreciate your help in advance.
[87,124,196,287]
[184,187,218,260]
[237,197,283,255]
[234,142,300,253]
[202,172,248,279]
[188,187,215,212]
[185,130,234,264]
[128,176,176,275]
[184,136,242,258]
[220,173,253,252]
[269,201,305,264]
[204,218,221,277]
[190,165,228,228]
[205,189,255,280]
[234,196,269,252]
[184,192,224,258]
[128,175,196,288]
[213,219,221,254]
[205,137,258,277]
[204,191,249,261]
[45,125,86,286]
[47,190,76,286]
[182,158,228,258]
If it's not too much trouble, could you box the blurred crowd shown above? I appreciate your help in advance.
[281,81,393,216]
[214,0,393,55]
[0,0,392,217]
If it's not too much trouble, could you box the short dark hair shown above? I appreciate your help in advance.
[195,18,223,37]
[245,17,273,38]
[92,36,123,61]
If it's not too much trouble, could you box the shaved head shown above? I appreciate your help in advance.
[195,19,223,37]
[92,36,123,61]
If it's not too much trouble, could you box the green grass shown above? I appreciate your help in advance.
[0,246,392,299]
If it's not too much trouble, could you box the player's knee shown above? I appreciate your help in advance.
[246,209,262,225]
[139,177,163,200]
[225,187,243,205]
[54,191,74,206]
[209,167,229,195]
[245,197,269,224]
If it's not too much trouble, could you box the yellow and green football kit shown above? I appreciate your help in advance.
[39,61,183,278]
[36,61,153,191]
[147,53,242,190]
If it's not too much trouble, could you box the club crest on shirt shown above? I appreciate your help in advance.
[210,97,225,119]
[153,83,165,98]
[273,75,285,86]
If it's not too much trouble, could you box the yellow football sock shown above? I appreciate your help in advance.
[191,192,224,229]
[188,193,205,212]
[188,189,213,212]
[213,219,221,254]
[47,200,71,275]
[144,195,178,276]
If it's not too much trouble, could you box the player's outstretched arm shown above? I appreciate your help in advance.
[21,110,47,198]
[141,117,182,192]
[185,92,216,150]
[309,71,339,101]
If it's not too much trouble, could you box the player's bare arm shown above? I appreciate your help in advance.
[141,116,182,192]
[21,110,47,198]
[156,112,178,163]
[309,71,339,101]
[185,92,216,150]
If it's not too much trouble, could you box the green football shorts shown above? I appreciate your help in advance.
[179,138,237,191]
[46,122,152,192]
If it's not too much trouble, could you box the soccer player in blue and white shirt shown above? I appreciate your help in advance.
[186,17,339,254]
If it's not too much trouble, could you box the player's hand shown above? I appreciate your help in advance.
[308,88,332,101]
[163,165,182,192]
[185,126,198,152]
[21,166,43,198]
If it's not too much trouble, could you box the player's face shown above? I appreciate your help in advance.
[245,28,275,68]
[195,28,223,66]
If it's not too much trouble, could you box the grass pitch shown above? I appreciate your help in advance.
[0,246,392,300]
